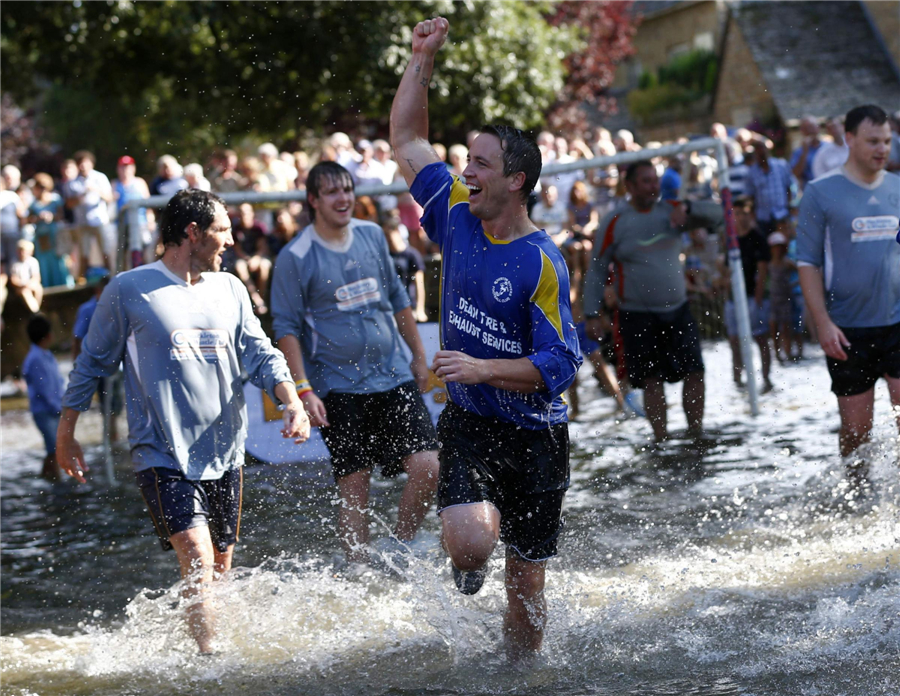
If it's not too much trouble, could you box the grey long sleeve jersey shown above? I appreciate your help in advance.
[62,261,293,480]
[584,200,724,315]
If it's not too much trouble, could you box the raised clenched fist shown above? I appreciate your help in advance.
[412,17,449,56]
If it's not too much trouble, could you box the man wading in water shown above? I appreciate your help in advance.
[391,17,581,658]
[57,189,311,653]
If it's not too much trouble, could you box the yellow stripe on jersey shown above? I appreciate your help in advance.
[530,249,564,342]
[449,176,469,210]
[482,231,513,245]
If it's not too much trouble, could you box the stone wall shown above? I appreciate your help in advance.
[712,16,777,128]
[863,0,900,74]
[614,1,724,90]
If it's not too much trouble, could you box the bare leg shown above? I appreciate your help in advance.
[683,370,705,437]
[504,551,547,659]
[169,527,220,654]
[728,336,743,385]
[755,335,772,391]
[394,449,439,542]
[41,453,61,481]
[643,378,668,441]
[588,351,625,409]
[440,501,500,572]
[335,469,372,563]
[887,376,900,433]
[567,371,580,420]
[837,388,875,457]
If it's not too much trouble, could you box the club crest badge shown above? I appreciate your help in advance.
[492,277,513,303]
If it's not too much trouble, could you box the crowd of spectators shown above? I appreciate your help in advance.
[2,111,898,348]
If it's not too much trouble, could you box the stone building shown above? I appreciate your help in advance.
[604,1,900,145]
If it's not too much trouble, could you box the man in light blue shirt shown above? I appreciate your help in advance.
[271,161,439,567]
[57,189,310,653]
[797,104,900,459]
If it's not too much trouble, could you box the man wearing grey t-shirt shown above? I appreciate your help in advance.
[271,161,439,568]
[797,104,900,459]
[57,189,311,653]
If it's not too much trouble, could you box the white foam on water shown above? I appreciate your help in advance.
[3,343,899,695]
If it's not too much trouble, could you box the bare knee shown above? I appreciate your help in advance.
[441,503,499,570]
[404,450,439,482]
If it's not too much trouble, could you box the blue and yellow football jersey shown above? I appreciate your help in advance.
[411,162,581,428]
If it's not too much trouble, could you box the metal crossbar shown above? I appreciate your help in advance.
[116,136,759,438]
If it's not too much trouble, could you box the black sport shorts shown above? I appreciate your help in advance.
[619,302,705,389]
[320,380,439,480]
[437,402,569,562]
[826,322,900,397]
[136,466,242,553]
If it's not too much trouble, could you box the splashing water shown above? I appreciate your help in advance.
[2,343,898,695]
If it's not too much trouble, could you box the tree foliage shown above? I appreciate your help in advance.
[628,49,718,125]
[1,1,585,171]
[545,0,638,132]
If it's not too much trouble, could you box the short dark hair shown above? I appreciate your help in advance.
[158,189,225,247]
[625,160,655,182]
[27,313,52,345]
[305,161,354,222]
[845,105,887,135]
[479,125,541,202]
[73,150,95,165]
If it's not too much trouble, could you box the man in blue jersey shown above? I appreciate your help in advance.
[56,189,311,653]
[797,104,900,460]
[270,161,440,568]
[390,17,582,658]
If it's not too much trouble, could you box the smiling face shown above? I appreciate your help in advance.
[193,203,233,274]
[847,119,892,175]
[309,173,355,230]
[461,133,523,221]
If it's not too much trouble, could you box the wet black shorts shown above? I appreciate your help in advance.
[320,381,439,480]
[437,402,569,562]
[619,302,705,389]
[826,322,900,397]
[136,467,242,553]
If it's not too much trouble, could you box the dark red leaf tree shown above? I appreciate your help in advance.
[546,1,639,134]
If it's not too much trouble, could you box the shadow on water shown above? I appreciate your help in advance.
[2,343,899,695]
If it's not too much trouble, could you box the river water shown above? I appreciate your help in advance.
[2,343,898,695]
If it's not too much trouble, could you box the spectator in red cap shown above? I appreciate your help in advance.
[112,155,155,263]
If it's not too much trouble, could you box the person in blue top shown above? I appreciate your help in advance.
[659,155,683,201]
[56,189,311,653]
[797,104,900,461]
[22,313,64,480]
[72,276,123,442]
[391,17,581,659]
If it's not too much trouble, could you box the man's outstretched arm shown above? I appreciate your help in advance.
[390,17,449,186]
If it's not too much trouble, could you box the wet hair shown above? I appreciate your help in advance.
[305,161,354,222]
[27,313,52,345]
[845,104,888,135]
[479,125,541,202]
[625,160,655,182]
[158,189,225,247]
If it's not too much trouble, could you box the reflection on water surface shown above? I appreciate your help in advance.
[2,344,898,695]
